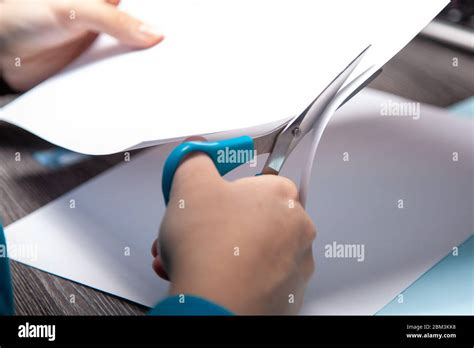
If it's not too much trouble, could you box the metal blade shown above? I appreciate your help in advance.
[260,45,371,174]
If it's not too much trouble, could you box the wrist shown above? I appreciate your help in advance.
[168,274,266,315]
[168,282,240,314]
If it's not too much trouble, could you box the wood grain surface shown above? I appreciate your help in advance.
[0,36,472,315]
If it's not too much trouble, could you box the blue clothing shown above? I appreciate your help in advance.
[149,295,233,316]
[0,223,14,315]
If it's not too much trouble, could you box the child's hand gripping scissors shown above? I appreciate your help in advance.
[162,46,377,206]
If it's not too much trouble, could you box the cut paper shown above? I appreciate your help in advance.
[0,0,448,155]
[5,89,473,314]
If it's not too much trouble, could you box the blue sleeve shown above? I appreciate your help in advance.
[148,295,234,316]
[0,222,14,316]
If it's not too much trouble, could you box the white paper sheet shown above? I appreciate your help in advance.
[0,0,448,154]
[5,89,473,314]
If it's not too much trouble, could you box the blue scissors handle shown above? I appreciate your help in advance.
[162,136,254,205]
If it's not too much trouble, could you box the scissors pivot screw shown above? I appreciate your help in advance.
[292,127,301,137]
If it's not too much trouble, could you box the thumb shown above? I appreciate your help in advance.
[57,1,164,48]
[169,137,224,200]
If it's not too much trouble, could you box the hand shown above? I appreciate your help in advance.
[151,149,316,315]
[0,0,164,91]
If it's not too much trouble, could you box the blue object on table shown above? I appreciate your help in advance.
[448,96,474,119]
[33,148,90,169]
[0,222,14,315]
[377,235,473,315]
[161,46,372,205]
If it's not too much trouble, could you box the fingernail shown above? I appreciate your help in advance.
[138,23,163,39]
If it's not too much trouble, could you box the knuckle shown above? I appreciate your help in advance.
[296,212,316,243]
[302,249,316,280]
[114,10,130,27]
[51,1,74,26]
[305,218,317,241]
[273,176,298,199]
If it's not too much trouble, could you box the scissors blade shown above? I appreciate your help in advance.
[296,45,371,136]
[252,123,287,155]
[253,66,382,156]
[259,45,371,174]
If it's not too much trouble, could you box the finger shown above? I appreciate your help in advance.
[170,137,224,197]
[151,239,158,257]
[273,176,299,201]
[302,214,317,244]
[58,1,164,48]
[152,255,170,281]
[301,247,315,281]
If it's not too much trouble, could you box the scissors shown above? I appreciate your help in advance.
[162,45,379,205]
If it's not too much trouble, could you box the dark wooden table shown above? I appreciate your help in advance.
[0,36,473,315]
